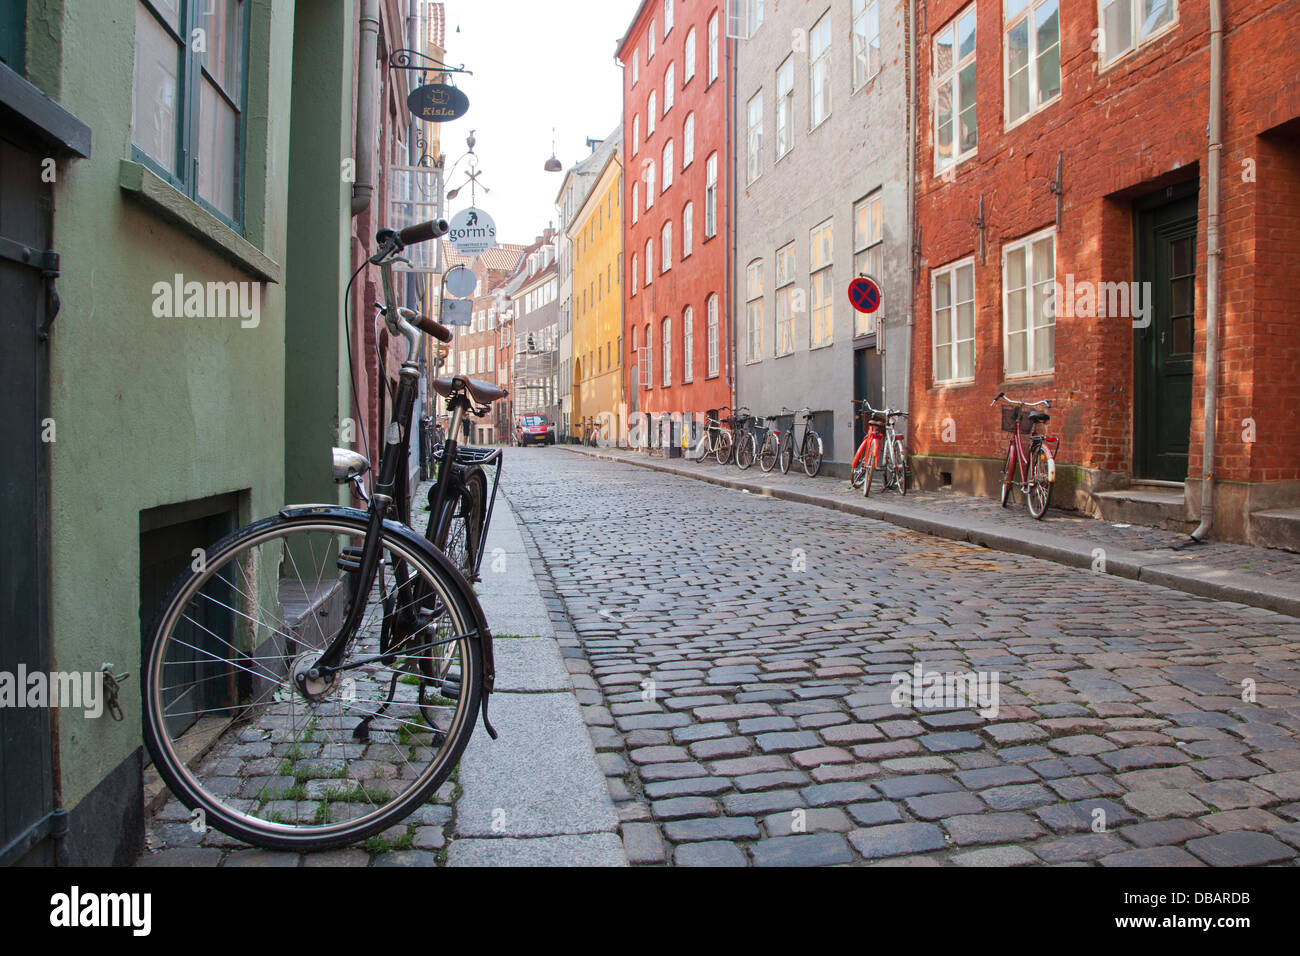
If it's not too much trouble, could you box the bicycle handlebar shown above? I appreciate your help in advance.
[399,218,450,247]
[991,391,1052,409]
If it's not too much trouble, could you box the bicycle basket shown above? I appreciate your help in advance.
[1001,405,1025,433]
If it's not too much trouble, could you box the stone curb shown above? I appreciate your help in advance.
[562,446,1300,621]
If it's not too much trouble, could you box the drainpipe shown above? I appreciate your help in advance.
[1190,0,1223,542]
[903,0,917,416]
[351,0,381,217]
[726,35,737,415]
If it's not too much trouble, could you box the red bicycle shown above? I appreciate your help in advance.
[849,400,908,497]
[991,391,1058,519]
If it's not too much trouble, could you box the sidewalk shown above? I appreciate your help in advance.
[565,445,1300,621]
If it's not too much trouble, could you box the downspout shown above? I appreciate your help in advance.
[726,35,737,414]
[903,0,916,415]
[1190,0,1223,542]
[352,0,381,217]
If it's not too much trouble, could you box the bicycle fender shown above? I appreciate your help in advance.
[279,504,499,740]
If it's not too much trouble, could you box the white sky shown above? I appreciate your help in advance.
[436,0,642,244]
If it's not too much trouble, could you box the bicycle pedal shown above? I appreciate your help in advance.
[336,546,364,572]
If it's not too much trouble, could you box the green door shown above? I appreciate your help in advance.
[1134,189,1198,481]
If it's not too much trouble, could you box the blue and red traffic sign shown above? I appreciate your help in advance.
[848,275,882,314]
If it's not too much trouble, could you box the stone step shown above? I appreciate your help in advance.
[1093,485,1194,532]
[1250,508,1300,553]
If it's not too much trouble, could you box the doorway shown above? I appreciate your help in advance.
[853,346,883,451]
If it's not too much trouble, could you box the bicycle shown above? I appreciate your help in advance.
[992,391,1058,519]
[141,219,511,852]
[584,418,601,447]
[850,400,909,497]
[732,408,762,471]
[717,406,752,467]
[775,407,824,477]
[693,405,733,464]
[757,414,783,473]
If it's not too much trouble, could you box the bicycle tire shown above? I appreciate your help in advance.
[801,430,823,477]
[735,432,756,470]
[714,428,734,466]
[895,440,909,496]
[432,465,487,580]
[1028,444,1053,519]
[849,440,868,489]
[759,434,779,473]
[142,511,482,852]
[1000,444,1016,508]
[778,434,794,475]
[861,441,878,498]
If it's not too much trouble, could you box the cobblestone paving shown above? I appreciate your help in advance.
[512,449,1300,866]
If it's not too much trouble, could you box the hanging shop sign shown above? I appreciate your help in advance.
[447,207,497,257]
[407,83,470,123]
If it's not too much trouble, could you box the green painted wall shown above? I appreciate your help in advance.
[285,0,355,507]
[42,0,296,806]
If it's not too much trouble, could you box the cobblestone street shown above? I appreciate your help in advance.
[511,448,1300,866]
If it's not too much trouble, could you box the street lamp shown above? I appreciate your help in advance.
[543,127,562,172]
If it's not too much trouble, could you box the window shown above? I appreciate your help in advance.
[705,153,718,238]
[932,258,976,383]
[632,48,640,85]
[746,91,763,184]
[1099,0,1176,66]
[775,57,794,158]
[682,306,694,382]
[645,238,653,285]
[809,218,834,347]
[647,92,657,135]
[707,293,720,377]
[662,318,672,385]
[708,11,719,82]
[664,0,673,35]
[809,12,832,128]
[746,260,764,362]
[684,27,696,82]
[132,0,249,226]
[683,112,695,167]
[664,63,675,113]
[662,141,674,190]
[934,5,978,171]
[853,191,883,335]
[632,181,639,223]
[631,253,638,293]
[661,220,673,271]
[649,19,656,58]
[1003,228,1055,376]
[852,0,882,90]
[1005,0,1060,125]
[632,114,640,154]
[775,242,796,356]
[645,323,653,386]
[682,201,694,257]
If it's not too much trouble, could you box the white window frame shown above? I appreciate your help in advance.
[664,63,675,113]
[706,293,720,377]
[1004,0,1061,128]
[809,11,832,129]
[661,220,673,272]
[746,90,763,184]
[775,242,795,356]
[682,305,694,382]
[1098,0,1178,69]
[852,190,883,336]
[746,259,764,363]
[662,140,674,190]
[632,48,639,86]
[662,317,672,386]
[683,112,695,167]
[644,237,653,285]
[631,252,639,293]
[664,0,673,36]
[649,19,656,59]
[1001,226,1056,377]
[647,92,657,136]
[645,160,655,208]
[684,27,696,83]
[809,217,834,348]
[632,113,640,155]
[775,56,794,159]
[632,181,639,223]
[933,4,979,174]
[705,152,718,238]
[682,201,694,258]
[931,257,977,384]
[708,11,719,83]
[852,0,882,91]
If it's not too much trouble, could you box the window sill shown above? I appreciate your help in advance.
[119,160,281,283]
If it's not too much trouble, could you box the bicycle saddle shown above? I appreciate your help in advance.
[1028,411,1050,423]
[433,375,509,405]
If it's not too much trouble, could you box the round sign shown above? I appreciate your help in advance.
[407,83,469,123]
[447,207,497,257]
[444,265,477,297]
[848,275,882,314]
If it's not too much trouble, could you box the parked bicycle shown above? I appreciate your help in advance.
[992,391,1058,519]
[694,405,733,464]
[850,400,909,497]
[765,407,823,477]
[142,219,511,852]
[732,408,764,471]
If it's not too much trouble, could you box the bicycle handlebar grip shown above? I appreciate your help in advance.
[414,313,453,342]
[398,218,450,246]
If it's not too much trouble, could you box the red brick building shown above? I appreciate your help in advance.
[909,0,1300,545]
[617,0,733,451]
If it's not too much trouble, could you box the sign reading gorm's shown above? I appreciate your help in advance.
[448,207,497,257]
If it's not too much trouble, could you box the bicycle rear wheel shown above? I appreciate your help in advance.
[801,430,823,477]
[758,434,779,472]
[1027,444,1054,519]
[714,428,734,465]
[735,432,756,470]
[431,465,487,581]
[999,444,1016,507]
[861,441,879,498]
[142,512,482,852]
[778,434,794,474]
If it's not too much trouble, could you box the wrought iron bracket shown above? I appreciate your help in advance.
[388,49,472,80]
[1049,150,1064,232]
[974,195,987,265]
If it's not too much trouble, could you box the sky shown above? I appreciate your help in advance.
[435,0,642,244]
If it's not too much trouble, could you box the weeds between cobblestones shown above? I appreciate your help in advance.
[506,449,1300,867]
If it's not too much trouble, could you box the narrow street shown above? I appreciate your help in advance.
[505,448,1300,866]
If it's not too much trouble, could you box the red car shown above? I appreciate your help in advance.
[514,414,554,446]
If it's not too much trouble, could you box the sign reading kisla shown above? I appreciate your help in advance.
[447,207,497,256]
[407,83,469,122]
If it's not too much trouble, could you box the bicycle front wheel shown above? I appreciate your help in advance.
[759,434,779,472]
[801,430,823,477]
[861,441,879,498]
[1027,445,1054,519]
[1000,443,1016,508]
[778,435,794,474]
[735,433,756,470]
[432,465,487,581]
[714,428,734,465]
[142,512,482,852]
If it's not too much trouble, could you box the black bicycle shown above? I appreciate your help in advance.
[142,220,509,852]
[772,407,824,477]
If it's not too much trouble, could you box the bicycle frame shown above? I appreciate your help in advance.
[1000,406,1059,492]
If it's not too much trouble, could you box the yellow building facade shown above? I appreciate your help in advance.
[569,152,624,440]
